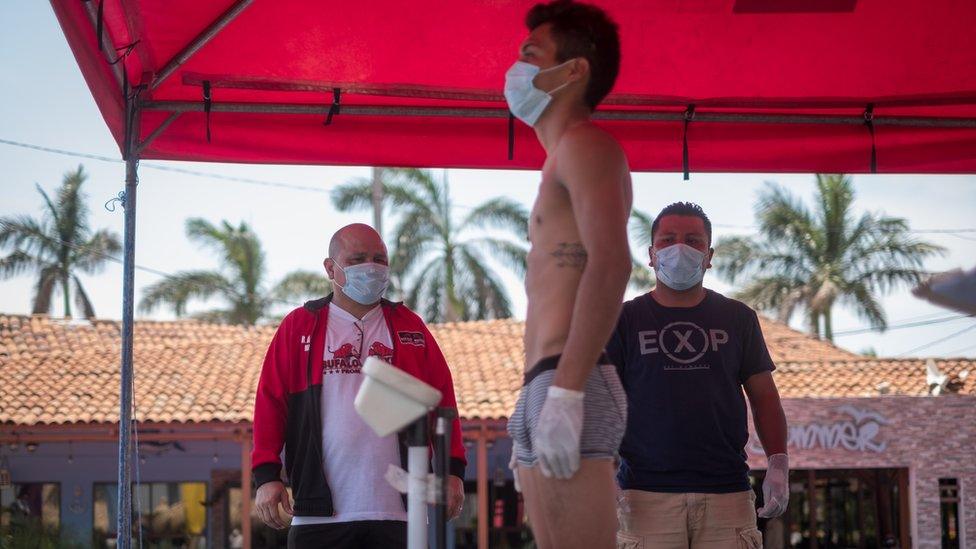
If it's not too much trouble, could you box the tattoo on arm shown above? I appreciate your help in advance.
[551,242,588,269]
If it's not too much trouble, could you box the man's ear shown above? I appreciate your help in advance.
[648,246,656,268]
[570,57,590,84]
[705,248,715,269]
[324,258,335,280]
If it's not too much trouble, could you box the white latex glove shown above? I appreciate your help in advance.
[533,385,585,479]
[758,453,789,518]
[509,442,521,493]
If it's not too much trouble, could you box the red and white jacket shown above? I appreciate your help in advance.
[251,295,467,517]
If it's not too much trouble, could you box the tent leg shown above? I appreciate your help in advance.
[116,104,141,549]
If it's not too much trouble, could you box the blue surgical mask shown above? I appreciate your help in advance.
[504,60,574,127]
[653,244,707,291]
[332,261,390,305]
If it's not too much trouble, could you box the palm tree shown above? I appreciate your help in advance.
[0,165,121,318]
[332,169,528,322]
[628,208,656,291]
[713,174,944,341]
[139,218,330,325]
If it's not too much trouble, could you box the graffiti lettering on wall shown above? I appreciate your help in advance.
[749,406,888,455]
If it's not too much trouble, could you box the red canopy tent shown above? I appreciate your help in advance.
[48,1,976,548]
[54,0,976,173]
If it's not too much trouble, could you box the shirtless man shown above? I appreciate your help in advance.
[504,2,632,548]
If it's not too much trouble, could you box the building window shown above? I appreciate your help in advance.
[940,478,961,549]
[93,482,208,548]
[0,482,61,542]
[752,468,906,548]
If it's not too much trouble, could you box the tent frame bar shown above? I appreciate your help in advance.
[139,100,976,128]
[151,0,256,91]
[137,112,181,154]
[82,0,125,88]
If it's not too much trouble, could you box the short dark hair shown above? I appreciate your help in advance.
[651,202,712,243]
[526,0,621,111]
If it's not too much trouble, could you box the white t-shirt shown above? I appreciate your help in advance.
[291,303,406,525]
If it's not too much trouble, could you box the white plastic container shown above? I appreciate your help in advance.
[354,356,443,437]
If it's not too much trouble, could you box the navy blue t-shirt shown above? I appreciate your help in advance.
[606,289,775,493]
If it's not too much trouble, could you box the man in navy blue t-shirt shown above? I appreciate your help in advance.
[607,202,789,548]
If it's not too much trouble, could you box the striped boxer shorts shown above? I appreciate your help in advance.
[508,354,628,467]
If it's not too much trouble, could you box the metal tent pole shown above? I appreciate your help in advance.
[116,96,141,549]
[407,418,429,549]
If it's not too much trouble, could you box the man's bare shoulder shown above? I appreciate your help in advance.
[555,122,626,163]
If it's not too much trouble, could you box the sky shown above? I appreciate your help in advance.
[1,2,974,359]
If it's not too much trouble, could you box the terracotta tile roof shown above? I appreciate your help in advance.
[2,313,971,426]
[775,359,976,398]
[0,314,273,426]
[755,317,861,362]
[429,319,524,420]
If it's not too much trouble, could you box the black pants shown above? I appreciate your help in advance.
[287,520,406,549]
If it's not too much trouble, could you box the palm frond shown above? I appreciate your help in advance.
[815,174,855,250]
[331,170,441,219]
[756,182,820,253]
[389,209,438,280]
[458,246,513,319]
[271,270,332,304]
[404,258,440,309]
[469,237,527,278]
[460,197,529,240]
[138,271,233,317]
[0,216,52,256]
[629,209,655,248]
[839,281,887,331]
[72,228,122,274]
[54,166,91,250]
[0,250,43,279]
[330,180,375,212]
[382,168,441,206]
[34,183,62,236]
[184,218,230,256]
[629,255,655,292]
[732,275,808,323]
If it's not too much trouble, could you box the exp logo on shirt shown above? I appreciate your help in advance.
[638,321,729,365]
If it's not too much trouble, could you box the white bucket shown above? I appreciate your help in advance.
[354,356,443,437]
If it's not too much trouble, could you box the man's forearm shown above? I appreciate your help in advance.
[753,397,788,456]
[552,253,630,391]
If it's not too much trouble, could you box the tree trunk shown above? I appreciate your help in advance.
[808,311,820,339]
[62,273,72,319]
[444,246,459,322]
[824,307,834,342]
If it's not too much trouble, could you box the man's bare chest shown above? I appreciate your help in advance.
[529,176,575,238]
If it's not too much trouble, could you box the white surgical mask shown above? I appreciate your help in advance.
[332,261,390,305]
[653,244,707,291]
[504,60,574,126]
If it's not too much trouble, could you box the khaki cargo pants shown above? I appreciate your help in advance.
[617,489,762,549]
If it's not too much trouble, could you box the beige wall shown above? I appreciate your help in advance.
[746,395,976,549]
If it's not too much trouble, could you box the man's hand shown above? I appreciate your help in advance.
[758,453,789,518]
[534,386,585,479]
[255,481,292,529]
[447,475,465,520]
